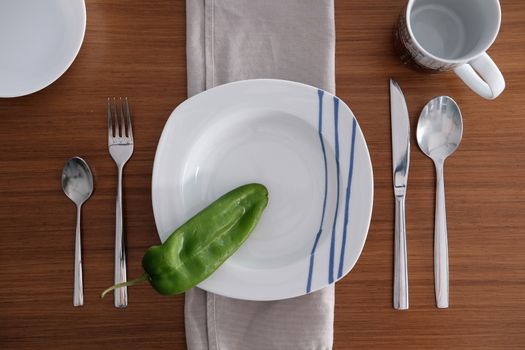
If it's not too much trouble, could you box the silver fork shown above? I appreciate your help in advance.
[107,97,134,308]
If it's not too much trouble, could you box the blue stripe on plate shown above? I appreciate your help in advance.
[306,89,329,293]
[337,118,357,278]
[328,97,341,284]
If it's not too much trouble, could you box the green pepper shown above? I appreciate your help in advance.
[101,183,268,297]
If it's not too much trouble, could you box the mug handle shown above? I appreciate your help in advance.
[453,53,505,100]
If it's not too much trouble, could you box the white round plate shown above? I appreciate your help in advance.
[0,0,86,98]
[152,79,374,300]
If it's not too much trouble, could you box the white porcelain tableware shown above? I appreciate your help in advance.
[395,0,505,100]
[0,0,86,98]
[152,79,374,301]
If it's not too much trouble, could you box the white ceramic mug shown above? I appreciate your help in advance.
[395,0,505,99]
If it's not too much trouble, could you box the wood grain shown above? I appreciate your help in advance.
[0,0,524,349]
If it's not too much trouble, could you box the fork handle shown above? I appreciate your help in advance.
[114,166,128,308]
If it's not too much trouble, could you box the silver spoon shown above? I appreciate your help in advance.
[62,157,94,307]
[416,96,463,309]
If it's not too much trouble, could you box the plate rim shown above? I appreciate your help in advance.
[151,78,374,300]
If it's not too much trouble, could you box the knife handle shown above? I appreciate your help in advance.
[394,194,409,310]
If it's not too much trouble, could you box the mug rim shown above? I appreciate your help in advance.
[405,0,501,64]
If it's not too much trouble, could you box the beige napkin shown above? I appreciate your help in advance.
[185,0,336,349]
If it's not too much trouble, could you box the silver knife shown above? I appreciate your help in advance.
[390,79,410,310]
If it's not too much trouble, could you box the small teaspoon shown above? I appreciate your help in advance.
[416,96,463,309]
[62,157,94,307]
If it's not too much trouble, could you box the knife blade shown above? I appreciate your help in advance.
[390,79,410,193]
[390,79,410,310]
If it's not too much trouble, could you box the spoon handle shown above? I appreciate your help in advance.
[393,194,409,310]
[434,162,449,308]
[74,205,83,307]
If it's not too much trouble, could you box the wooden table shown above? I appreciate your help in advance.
[1,1,524,349]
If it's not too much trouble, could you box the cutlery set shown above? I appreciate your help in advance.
[54,0,500,310]
[390,80,463,310]
[61,82,464,310]
[62,98,134,307]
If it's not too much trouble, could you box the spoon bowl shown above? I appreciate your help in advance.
[62,157,94,206]
[416,96,463,163]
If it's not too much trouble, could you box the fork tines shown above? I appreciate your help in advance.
[107,97,133,143]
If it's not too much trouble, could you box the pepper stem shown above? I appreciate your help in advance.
[101,273,149,299]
